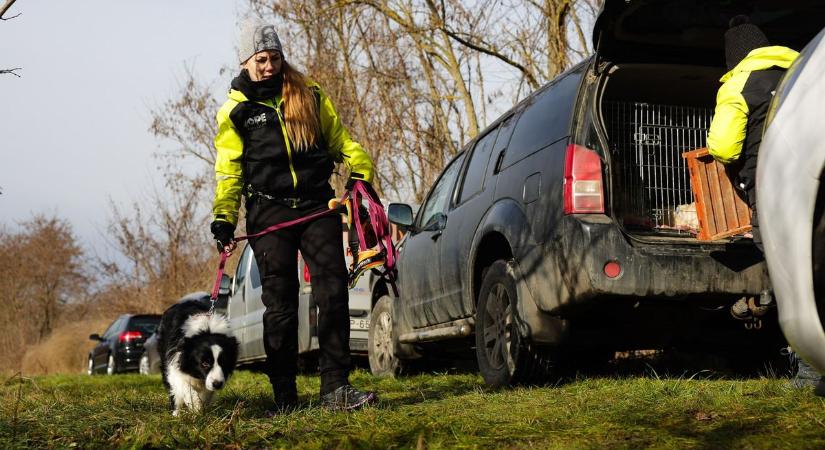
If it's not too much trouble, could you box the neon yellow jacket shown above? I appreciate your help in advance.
[707,46,799,163]
[213,81,374,226]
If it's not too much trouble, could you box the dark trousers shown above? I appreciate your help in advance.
[247,198,351,395]
[737,152,763,253]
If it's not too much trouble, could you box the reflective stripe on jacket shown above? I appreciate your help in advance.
[707,46,799,164]
[213,82,374,225]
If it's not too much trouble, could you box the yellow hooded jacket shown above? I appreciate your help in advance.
[212,81,374,226]
[707,46,799,164]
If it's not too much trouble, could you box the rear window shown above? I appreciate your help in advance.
[458,126,499,204]
[128,316,160,335]
[502,68,583,168]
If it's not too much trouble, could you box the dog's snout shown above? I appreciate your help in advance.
[211,380,224,390]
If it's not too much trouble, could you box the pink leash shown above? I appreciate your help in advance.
[349,181,399,295]
[209,195,346,303]
[209,182,400,306]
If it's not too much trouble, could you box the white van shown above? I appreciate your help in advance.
[226,229,372,368]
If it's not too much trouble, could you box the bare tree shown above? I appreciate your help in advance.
[0,0,20,19]
[149,68,223,171]
[0,216,88,369]
[1,0,22,77]
[103,174,215,314]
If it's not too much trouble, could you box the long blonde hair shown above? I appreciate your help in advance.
[281,61,319,151]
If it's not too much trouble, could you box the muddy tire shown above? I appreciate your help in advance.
[368,295,404,377]
[475,260,551,387]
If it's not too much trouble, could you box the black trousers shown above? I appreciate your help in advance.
[737,152,763,253]
[246,198,351,395]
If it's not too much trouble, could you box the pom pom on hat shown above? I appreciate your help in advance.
[724,15,769,70]
[728,15,751,28]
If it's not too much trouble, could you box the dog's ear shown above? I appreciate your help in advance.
[223,335,240,363]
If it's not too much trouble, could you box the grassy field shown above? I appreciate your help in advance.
[1,366,824,449]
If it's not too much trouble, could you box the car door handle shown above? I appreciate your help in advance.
[431,230,442,241]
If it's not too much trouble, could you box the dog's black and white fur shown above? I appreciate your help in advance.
[157,299,239,415]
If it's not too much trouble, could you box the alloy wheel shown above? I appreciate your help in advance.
[482,283,514,373]
[106,354,115,375]
[372,310,395,372]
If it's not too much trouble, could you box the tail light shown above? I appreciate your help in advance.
[303,263,311,283]
[119,331,142,343]
[564,144,604,214]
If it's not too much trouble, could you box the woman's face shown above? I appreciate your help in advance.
[244,50,282,81]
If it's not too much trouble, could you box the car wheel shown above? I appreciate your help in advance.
[368,295,403,377]
[106,354,116,375]
[87,356,95,375]
[475,260,551,388]
[139,353,149,375]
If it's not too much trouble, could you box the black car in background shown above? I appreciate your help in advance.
[87,314,160,375]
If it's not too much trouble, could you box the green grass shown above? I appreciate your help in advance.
[1,368,823,449]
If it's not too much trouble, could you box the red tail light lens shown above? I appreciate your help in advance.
[564,144,604,214]
[303,263,311,283]
[119,331,142,343]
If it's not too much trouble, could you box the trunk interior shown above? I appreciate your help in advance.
[599,63,732,239]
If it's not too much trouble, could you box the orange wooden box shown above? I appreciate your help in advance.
[682,148,751,241]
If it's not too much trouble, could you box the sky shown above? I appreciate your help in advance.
[1,0,245,258]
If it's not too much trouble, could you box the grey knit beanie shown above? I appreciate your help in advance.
[237,18,283,64]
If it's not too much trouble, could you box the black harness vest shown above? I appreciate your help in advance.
[228,88,334,201]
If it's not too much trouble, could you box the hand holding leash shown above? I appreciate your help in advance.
[210,220,236,253]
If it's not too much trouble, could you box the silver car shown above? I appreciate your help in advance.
[758,27,825,374]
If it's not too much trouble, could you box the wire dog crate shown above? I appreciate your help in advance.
[603,102,714,235]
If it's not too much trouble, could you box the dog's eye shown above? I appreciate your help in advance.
[201,361,211,368]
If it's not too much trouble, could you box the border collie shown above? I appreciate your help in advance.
[156,299,239,415]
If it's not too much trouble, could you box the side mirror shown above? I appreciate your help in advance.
[219,273,233,296]
[388,203,414,230]
[89,334,103,342]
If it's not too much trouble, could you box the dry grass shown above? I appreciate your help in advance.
[20,317,112,376]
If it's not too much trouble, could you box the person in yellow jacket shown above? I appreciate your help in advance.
[707,15,798,251]
[210,18,377,413]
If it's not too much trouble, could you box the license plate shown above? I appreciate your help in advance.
[350,318,370,330]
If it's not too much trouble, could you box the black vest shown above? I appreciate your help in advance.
[228,89,334,200]
[737,68,786,189]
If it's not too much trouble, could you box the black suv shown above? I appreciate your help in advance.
[88,314,160,375]
[367,1,825,386]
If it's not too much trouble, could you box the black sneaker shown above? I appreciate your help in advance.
[321,385,377,412]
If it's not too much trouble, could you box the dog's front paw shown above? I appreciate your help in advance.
[172,409,181,417]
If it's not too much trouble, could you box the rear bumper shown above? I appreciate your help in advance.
[115,347,144,371]
[527,215,770,312]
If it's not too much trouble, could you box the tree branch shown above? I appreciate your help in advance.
[0,68,21,77]
[0,0,20,20]
[441,27,539,90]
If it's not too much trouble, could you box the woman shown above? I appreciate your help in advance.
[210,18,377,413]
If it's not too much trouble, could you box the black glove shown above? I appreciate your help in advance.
[210,220,236,252]
[347,177,380,201]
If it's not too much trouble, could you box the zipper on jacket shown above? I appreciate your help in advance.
[274,105,299,192]
[258,98,299,192]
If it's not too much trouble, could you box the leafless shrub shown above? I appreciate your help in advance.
[21,317,112,375]
[0,216,88,370]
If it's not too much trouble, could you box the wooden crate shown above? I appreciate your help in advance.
[682,148,751,240]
